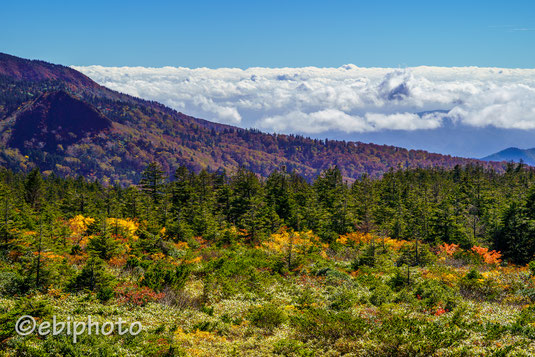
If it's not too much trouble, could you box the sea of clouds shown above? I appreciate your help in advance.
[73,64,535,135]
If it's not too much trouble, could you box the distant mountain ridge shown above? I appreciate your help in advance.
[482,147,535,166]
[0,52,507,184]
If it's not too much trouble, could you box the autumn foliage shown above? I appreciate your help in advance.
[471,246,502,265]
[438,243,460,257]
[114,282,164,306]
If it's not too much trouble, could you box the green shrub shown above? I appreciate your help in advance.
[273,339,314,356]
[0,271,31,296]
[388,268,409,292]
[329,287,359,311]
[67,258,116,300]
[202,249,275,299]
[0,297,52,341]
[370,284,394,306]
[373,312,468,355]
[191,320,219,333]
[294,287,321,310]
[352,244,377,268]
[519,288,535,303]
[529,260,535,277]
[396,242,436,267]
[414,279,457,311]
[248,303,287,331]
[87,233,118,260]
[141,260,190,292]
[291,308,367,343]
[459,268,501,301]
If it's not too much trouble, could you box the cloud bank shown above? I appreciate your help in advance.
[73,64,535,134]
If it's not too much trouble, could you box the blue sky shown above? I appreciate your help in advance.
[1,0,534,68]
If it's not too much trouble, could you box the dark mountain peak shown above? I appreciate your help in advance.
[0,52,99,90]
[7,89,112,151]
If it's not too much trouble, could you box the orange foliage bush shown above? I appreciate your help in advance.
[106,218,139,240]
[471,246,502,265]
[109,256,127,267]
[337,232,374,246]
[263,227,324,254]
[438,243,460,257]
[34,251,64,261]
[68,215,94,236]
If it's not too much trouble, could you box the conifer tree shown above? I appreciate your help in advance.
[24,168,44,210]
[140,162,166,203]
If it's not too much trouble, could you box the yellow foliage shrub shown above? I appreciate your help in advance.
[263,227,323,255]
[68,215,95,236]
[106,218,139,239]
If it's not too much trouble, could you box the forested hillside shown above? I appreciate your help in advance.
[0,53,506,184]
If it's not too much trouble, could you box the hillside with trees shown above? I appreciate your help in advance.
[0,53,506,184]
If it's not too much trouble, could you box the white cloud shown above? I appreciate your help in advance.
[259,110,444,133]
[73,64,535,134]
[365,112,445,131]
[260,109,369,134]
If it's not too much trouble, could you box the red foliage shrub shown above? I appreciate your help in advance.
[114,282,164,306]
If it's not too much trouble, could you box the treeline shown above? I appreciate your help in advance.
[1,162,535,264]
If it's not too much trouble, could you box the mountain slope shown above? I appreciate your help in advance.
[0,53,507,184]
[482,147,535,166]
[5,90,112,151]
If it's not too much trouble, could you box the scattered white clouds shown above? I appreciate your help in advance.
[73,64,535,134]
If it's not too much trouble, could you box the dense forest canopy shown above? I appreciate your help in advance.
[1,162,534,269]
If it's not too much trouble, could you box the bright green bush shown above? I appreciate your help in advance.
[396,242,436,267]
[248,303,287,331]
[329,286,360,311]
[369,284,394,306]
[272,339,314,356]
[0,270,31,296]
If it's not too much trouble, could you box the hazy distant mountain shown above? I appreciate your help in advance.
[482,147,535,166]
[0,53,506,184]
